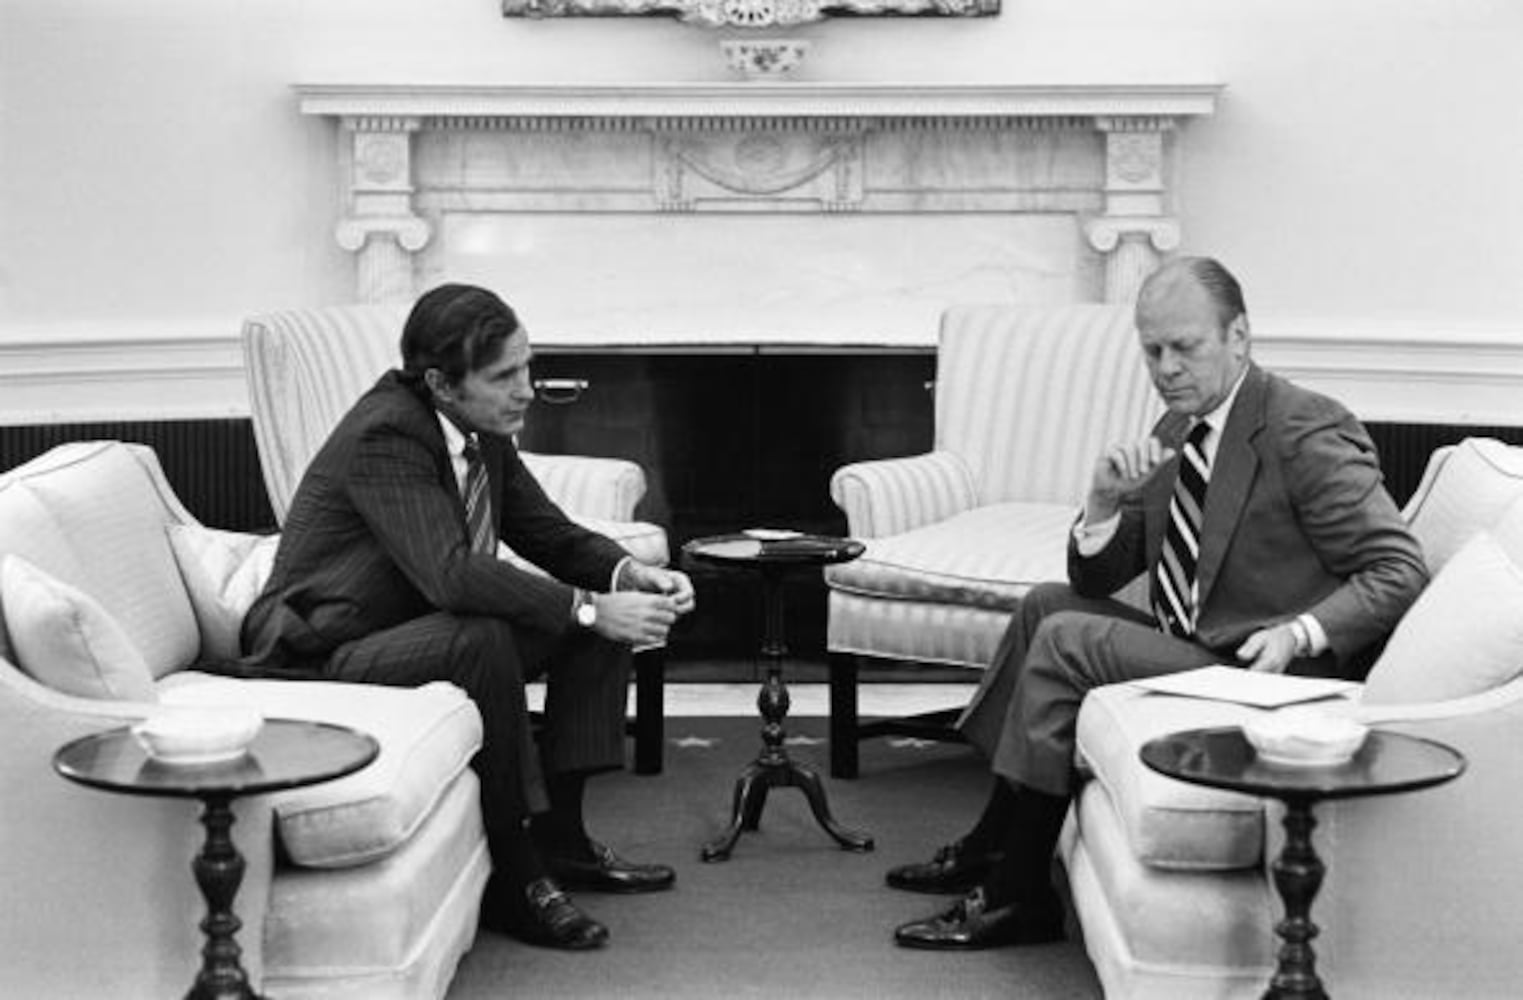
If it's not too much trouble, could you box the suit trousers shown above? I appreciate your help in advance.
[324,613,630,852]
[957,582,1217,798]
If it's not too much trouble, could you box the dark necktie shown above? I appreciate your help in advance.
[1154,421,1212,637]
[462,438,496,556]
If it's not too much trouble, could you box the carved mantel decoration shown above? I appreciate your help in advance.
[296,83,1220,344]
[502,0,998,28]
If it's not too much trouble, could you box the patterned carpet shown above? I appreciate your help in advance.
[446,715,1102,999]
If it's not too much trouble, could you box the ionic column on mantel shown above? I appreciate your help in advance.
[1084,116,1183,305]
[335,115,430,303]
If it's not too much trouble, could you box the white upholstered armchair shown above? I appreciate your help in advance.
[824,304,1159,777]
[241,304,671,773]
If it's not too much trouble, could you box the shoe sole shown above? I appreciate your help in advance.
[893,927,1065,951]
[551,876,677,895]
[884,877,985,895]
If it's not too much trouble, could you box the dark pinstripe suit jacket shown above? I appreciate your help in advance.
[239,371,628,674]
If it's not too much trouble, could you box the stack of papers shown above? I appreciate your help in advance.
[1129,665,1358,709]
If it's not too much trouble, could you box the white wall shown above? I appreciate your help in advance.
[1,0,1520,420]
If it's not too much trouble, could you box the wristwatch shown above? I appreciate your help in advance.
[573,588,598,629]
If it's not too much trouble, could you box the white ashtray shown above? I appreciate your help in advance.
[744,528,804,541]
[132,703,264,766]
[1243,710,1368,767]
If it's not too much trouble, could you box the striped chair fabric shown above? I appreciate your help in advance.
[824,303,1159,777]
[240,303,672,773]
[241,305,666,566]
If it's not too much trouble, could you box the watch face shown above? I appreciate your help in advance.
[576,600,597,627]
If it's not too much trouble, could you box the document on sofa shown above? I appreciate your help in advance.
[1129,665,1358,708]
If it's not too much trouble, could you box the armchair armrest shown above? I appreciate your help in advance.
[520,451,648,523]
[0,661,276,997]
[829,450,977,539]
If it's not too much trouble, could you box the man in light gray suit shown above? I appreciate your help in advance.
[888,257,1428,949]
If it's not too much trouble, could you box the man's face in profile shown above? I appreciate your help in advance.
[444,328,536,437]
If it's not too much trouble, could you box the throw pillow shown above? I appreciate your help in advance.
[0,554,158,701]
[1403,437,1523,574]
[166,525,279,662]
[1363,532,1523,705]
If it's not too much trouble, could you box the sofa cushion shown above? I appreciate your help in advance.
[1363,531,1523,705]
[18,443,200,677]
[158,675,483,868]
[263,770,488,985]
[167,525,280,663]
[1065,782,1276,991]
[1076,683,1268,871]
[1404,437,1523,574]
[1,555,158,702]
[824,502,1075,609]
[0,480,82,668]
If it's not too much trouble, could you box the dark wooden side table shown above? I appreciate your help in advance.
[54,719,379,1000]
[1140,726,1465,1000]
[684,531,875,861]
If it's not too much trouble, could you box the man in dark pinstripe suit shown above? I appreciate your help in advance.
[241,284,695,950]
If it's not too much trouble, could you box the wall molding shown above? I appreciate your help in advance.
[2,318,1522,428]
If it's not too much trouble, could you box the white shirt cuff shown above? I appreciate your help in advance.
[1298,613,1329,656]
[1073,509,1120,557]
[610,555,632,593]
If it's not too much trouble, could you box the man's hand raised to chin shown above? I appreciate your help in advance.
[1085,436,1178,524]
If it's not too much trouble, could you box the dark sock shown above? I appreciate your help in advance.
[531,770,591,857]
[488,817,548,894]
[980,784,1070,910]
[961,778,1020,855]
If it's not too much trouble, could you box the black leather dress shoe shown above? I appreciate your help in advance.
[547,839,676,894]
[893,887,1065,951]
[480,876,609,950]
[885,840,1004,894]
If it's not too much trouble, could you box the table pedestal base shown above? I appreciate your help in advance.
[187,794,264,1000]
[1265,799,1327,1000]
[701,749,875,862]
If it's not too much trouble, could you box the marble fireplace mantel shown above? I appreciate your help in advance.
[296,81,1221,347]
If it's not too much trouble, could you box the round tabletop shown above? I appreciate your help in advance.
[54,718,380,799]
[683,530,865,569]
[1140,726,1466,802]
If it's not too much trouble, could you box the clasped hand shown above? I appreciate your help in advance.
[594,563,697,647]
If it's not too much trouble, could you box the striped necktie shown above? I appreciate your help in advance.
[1154,421,1212,638]
[462,438,496,556]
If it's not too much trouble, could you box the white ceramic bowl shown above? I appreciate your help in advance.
[132,704,264,765]
[1243,710,1368,767]
[719,39,811,80]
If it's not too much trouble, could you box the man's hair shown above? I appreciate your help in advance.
[1141,256,1248,331]
[400,284,520,385]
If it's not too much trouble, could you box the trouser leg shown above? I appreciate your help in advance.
[991,609,1216,797]
[958,583,1153,762]
[536,629,631,777]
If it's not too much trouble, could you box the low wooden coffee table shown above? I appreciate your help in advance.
[55,719,379,1000]
[684,531,874,861]
[1140,726,1465,999]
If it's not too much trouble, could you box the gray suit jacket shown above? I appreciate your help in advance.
[1069,362,1427,671]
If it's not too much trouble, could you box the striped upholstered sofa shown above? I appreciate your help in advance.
[241,304,672,773]
[824,303,1159,777]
